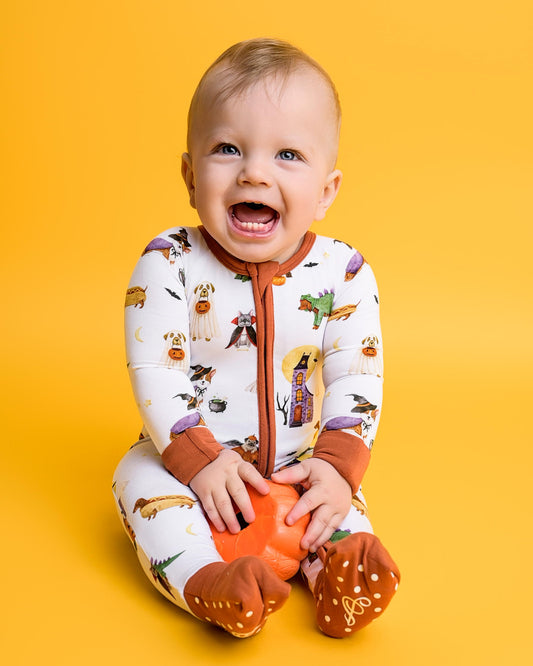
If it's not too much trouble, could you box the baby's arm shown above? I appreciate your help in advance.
[125,239,214,469]
[275,253,383,551]
[125,232,269,532]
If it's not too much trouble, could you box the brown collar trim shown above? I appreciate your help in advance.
[198,226,316,275]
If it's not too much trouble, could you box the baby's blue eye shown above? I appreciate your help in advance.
[219,144,239,155]
[278,150,298,161]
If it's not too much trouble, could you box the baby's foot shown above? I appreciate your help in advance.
[183,556,291,638]
[314,532,400,637]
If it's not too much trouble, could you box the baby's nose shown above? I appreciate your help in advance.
[237,157,272,187]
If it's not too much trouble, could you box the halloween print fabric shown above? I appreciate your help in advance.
[115,225,387,615]
[124,226,383,472]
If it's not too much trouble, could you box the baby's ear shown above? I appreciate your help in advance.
[315,169,343,221]
[181,153,196,208]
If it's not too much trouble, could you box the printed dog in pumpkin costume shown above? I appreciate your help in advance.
[190,282,220,341]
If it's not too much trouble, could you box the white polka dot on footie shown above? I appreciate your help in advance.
[374,593,381,599]
[358,564,364,572]
[354,585,361,593]
[374,607,382,613]
[371,573,379,581]
[343,560,350,568]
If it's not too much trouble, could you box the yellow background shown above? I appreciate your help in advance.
[2,1,532,664]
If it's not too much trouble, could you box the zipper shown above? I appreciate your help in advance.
[246,261,279,477]
[197,226,317,478]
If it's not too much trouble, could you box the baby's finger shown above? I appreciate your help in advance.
[211,488,240,534]
[271,463,308,486]
[201,493,226,533]
[306,526,336,553]
[285,487,321,526]
[303,509,341,552]
[239,462,270,495]
[226,476,256,525]
[301,513,329,551]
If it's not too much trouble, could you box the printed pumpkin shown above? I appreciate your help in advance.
[210,480,310,580]
[195,301,211,314]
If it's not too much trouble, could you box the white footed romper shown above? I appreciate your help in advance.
[113,225,399,636]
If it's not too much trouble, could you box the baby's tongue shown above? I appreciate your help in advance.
[232,203,277,225]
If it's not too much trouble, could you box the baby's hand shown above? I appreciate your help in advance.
[189,449,270,534]
[271,458,352,553]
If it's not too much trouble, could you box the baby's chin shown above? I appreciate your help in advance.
[222,231,303,265]
[225,239,285,264]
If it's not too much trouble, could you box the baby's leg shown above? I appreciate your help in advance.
[300,493,400,637]
[112,439,289,637]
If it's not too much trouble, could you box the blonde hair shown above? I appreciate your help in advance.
[187,38,341,149]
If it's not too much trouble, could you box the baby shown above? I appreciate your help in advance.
[113,38,400,639]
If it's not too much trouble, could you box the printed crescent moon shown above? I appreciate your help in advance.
[185,523,197,536]
[135,326,144,342]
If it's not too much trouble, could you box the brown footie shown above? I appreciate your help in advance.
[183,556,291,638]
[314,532,400,637]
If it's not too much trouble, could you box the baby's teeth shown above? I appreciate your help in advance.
[235,219,273,232]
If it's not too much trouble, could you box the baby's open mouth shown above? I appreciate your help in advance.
[230,202,279,233]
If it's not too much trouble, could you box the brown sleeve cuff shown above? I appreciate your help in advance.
[161,428,223,485]
[313,430,371,493]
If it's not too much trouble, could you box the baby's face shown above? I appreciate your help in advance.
[182,67,342,264]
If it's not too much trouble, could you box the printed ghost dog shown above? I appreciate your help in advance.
[161,330,187,369]
[190,282,220,341]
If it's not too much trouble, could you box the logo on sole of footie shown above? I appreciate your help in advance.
[342,595,371,626]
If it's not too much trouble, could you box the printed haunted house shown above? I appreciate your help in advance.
[289,353,313,428]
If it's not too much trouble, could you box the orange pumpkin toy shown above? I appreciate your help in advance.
[210,480,310,580]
